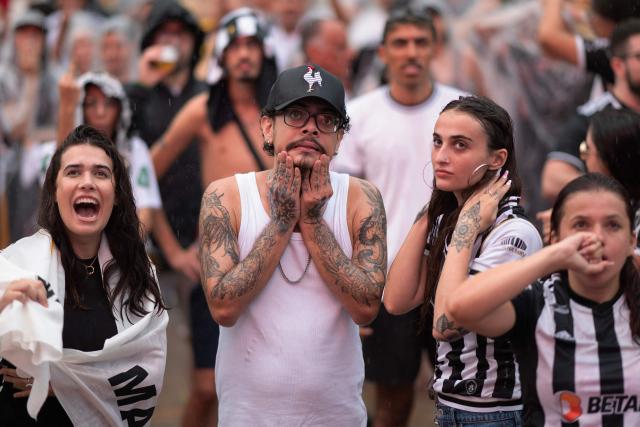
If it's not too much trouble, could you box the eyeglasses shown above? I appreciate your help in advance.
[280,107,342,134]
[579,140,589,160]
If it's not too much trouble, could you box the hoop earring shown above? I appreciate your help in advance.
[422,161,433,190]
[467,163,488,187]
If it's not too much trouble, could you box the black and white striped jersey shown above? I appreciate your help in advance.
[509,273,640,426]
[433,198,543,412]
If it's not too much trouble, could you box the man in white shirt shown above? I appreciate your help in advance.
[332,7,467,427]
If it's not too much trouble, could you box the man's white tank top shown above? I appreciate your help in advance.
[215,171,367,426]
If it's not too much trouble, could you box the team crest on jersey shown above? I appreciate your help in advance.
[558,391,582,423]
[303,66,322,92]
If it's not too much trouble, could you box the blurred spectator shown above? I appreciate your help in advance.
[99,15,137,84]
[267,0,308,70]
[333,7,466,426]
[0,9,58,243]
[300,17,353,95]
[538,0,640,86]
[45,0,102,67]
[62,11,99,76]
[542,19,640,202]
[125,3,209,423]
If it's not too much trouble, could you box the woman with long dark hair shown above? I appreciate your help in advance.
[384,96,543,425]
[0,125,167,426]
[448,173,640,425]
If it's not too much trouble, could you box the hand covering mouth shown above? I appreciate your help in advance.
[73,197,100,218]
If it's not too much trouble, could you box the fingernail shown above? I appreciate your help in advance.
[503,170,509,177]
[507,180,512,185]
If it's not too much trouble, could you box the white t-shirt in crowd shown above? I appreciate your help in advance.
[332,83,467,265]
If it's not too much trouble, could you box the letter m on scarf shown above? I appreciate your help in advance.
[109,365,157,426]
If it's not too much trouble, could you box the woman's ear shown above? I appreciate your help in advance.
[489,148,508,170]
[549,229,558,245]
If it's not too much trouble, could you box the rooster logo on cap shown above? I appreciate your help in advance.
[303,66,322,92]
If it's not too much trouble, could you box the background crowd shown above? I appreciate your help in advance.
[1,0,639,425]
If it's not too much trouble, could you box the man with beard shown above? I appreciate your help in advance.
[151,7,277,187]
[199,63,385,426]
[150,9,276,426]
[331,8,466,427]
[542,19,640,202]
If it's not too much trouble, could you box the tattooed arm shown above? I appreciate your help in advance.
[433,172,511,341]
[199,154,301,326]
[384,204,430,315]
[299,165,386,325]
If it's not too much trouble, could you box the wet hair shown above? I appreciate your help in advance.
[610,19,640,58]
[593,0,640,24]
[588,108,640,201]
[421,96,523,325]
[550,173,640,342]
[382,6,436,44]
[38,125,165,317]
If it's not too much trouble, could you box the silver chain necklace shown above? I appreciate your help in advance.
[278,254,312,284]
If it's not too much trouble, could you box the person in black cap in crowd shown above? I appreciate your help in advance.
[149,7,277,426]
[126,0,207,290]
[124,2,209,425]
[198,63,386,426]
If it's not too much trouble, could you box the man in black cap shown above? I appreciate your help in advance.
[198,63,386,426]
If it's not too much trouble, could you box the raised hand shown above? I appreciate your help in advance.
[300,154,333,225]
[58,62,80,110]
[267,152,301,233]
[0,279,49,312]
[451,170,511,252]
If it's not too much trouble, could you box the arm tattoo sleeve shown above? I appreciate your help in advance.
[199,189,278,301]
[450,201,481,252]
[311,181,386,305]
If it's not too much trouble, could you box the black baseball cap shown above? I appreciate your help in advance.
[265,64,347,121]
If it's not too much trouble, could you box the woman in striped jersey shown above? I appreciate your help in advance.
[385,96,543,425]
[449,173,640,426]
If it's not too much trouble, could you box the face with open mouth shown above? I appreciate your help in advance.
[55,144,116,246]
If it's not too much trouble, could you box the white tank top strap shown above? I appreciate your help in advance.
[235,172,269,257]
[326,171,352,257]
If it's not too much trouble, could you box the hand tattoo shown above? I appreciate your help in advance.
[267,170,298,233]
[434,313,468,341]
[303,197,328,224]
[451,201,481,252]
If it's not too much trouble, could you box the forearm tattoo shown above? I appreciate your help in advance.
[210,223,279,301]
[303,197,328,225]
[434,313,468,342]
[311,181,386,305]
[199,190,239,282]
[451,201,481,252]
[199,189,278,301]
